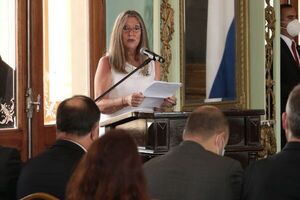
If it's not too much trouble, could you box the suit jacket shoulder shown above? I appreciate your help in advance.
[0,146,21,200]
[0,57,14,102]
[144,141,243,200]
[242,142,300,200]
[17,140,85,199]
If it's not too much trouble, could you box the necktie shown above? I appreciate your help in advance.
[291,41,300,67]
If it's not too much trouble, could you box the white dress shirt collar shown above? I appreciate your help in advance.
[63,139,87,152]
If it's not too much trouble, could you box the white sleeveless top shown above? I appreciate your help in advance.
[100,61,156,122]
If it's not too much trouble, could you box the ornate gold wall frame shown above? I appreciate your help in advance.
[160,0,175,81]
[179,0,249,111]
[259,0,276,158]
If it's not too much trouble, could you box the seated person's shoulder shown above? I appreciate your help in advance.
[0,146,21,161]
[0,146,21,200]
[245,156,275,173]
[217,155,243,172]
[143,155,161,167]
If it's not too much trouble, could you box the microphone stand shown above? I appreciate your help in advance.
[94,58,152,103]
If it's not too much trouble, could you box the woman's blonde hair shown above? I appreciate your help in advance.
[108,10,149,75]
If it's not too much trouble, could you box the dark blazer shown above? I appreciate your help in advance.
[280,38,300,147]
[0,56,15,128]
[0,56,14,103]
[242,142,300,200]
[143,141,243,200]
[17,140,85,200]
[0,146,21,200]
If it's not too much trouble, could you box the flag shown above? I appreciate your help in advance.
[206,0,236,101]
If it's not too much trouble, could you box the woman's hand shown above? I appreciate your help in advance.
[154,96,176,112]
[161,96,177,108]
[125,92,144,107]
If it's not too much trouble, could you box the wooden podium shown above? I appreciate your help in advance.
[100,109,265,168]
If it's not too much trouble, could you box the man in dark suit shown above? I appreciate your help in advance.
[143,105,243,200]
[242,84,300,200]
[0,55,15,128]
[17,95,100,199]
[280,4,300,148]
[0,146,21,200]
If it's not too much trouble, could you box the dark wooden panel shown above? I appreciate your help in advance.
[102,109,265,168]
[185,63,206,101]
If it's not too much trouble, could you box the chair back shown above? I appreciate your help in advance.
[19,192,59,200]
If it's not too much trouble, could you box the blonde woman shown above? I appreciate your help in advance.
[94,10,175,122]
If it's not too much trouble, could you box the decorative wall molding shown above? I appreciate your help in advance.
[160,0,174,81]
[260,0,277,158]
[236,0,248,109]
[0,99,15,125]
[259,123,277,158]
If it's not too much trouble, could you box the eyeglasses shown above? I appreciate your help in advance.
[123,25,142,33]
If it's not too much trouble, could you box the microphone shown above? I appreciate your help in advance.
[140,48,165,63]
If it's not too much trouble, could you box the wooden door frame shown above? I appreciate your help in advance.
[29,0,106,156]
[89,0,106,99]
[0,0,106,160]
[0,0,28,160]
[30,0,45,157]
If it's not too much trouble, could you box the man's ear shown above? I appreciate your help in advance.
[214,132,223,147]
[282,112,290,141]
[216,131,227,141]
[90,124,99,141]
[282,112,288,131]
[182,130,187,140]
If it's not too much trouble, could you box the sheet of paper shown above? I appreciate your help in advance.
[138,81,181,108]
[139,97,164,108]
[143,81,182,98]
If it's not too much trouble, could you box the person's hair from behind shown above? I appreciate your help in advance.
[66,129,150,200]
[280,3,294,19]
[108,10,149,75]
[56,95,100,136]
[184,105,229,139]
[285,84,300,139]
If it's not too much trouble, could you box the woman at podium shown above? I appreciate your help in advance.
[94,10,175,122]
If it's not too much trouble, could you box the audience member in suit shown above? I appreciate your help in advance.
[242,84,300,200]
[280,4,300,148]
[143,105,243,200]
[0,55,15,128]
[0,146,21,200]
[0,55,14,103]
[17,95,100,199]
[66,129,150,200]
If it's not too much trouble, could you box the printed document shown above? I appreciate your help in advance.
[139,81,181,108]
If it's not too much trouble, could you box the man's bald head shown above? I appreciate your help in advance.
[183,105,229,140]
[285,85,300,140]
[56,95,100,136]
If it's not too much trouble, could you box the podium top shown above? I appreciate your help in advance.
[99,111,190,127]
[99,109,265,127]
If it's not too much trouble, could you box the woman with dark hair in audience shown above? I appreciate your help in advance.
[66,129,150,200]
